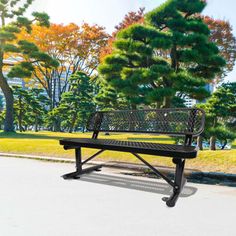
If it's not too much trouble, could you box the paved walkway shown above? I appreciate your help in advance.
[0,157,235,236]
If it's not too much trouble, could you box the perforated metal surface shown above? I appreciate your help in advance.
[60,138,198,158]
[87,108,205,136]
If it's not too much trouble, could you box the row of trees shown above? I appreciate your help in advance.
[0,71,95,133]
[1,76,235,151]
[0,0,235,149]
[0,0,108,132]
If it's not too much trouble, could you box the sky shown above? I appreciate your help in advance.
[28,0,236,83]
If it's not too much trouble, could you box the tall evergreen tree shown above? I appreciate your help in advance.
[13,86,48,131]
[27,88,49,132]
[95,80,130,111]
[98,0,225,108]
[0,0,58,132]
[198,82,236,150]
[13,86,29,131]
[52,71,95,132]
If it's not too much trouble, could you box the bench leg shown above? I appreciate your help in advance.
[62,148,103,179]
[162,158,186,207]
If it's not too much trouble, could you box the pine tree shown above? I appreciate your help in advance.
[99,0,225,108]
[55,71,95,132]
[0,0,58,132]
[13,86,48,131]
[13,86,29,131]
[28,88,49,132]
[95,80,130,111]
[198,82,236,150]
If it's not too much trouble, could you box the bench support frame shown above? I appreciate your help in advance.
[62,148,104,179]
[62,146,186,207]
[162,158,186,207]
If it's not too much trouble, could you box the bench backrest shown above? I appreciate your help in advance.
[87,108,205,138]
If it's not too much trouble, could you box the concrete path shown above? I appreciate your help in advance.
[0,157,235,236]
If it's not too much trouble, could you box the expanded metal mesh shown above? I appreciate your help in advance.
[63,138,196,152]
[87,108,205,136]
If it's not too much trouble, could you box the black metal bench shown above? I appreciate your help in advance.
[59,108,205,207]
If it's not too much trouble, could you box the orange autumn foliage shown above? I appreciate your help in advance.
[203,16,236,77]
[17,22,109,104]
[18,23,109,73]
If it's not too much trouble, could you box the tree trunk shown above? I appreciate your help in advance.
[82,125,86,133]
[131,103,137,110]
[197,136,203,150]
[52,76,56,108]
[69,113,77,133]
[34,116,38,132]
[53,120,61,132]
[162,96,171,108]
[19,96,23,132]
[210,136,216,150]
[129,105,136,131]
[0,72,14,132]
[221,140,227,150]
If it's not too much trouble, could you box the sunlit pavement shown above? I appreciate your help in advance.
[0,157,235,236]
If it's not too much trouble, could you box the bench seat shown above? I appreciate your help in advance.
[60,138,198,159]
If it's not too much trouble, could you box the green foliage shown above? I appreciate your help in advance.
[0,1,54,71]
[205,82,236,121]
[7,40,59,78]
[13,86,49,131]
[198,82,236,149]
[32,12,50,27]
[145,0,206,29]
[0,0,56,132]
[99,0,226,108]
[208,126,235,142]
[8,62,34,78]
[0,109,5,129]
[16,17,32,32]
[3,44,20,52]
[95,78,130,111]
[0,94,4,111]
[47,72,96,132]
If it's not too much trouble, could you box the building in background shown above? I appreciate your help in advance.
[184,96,197,108]
[184,83,215,108]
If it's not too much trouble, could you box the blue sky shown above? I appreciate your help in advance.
[30,0,236,83]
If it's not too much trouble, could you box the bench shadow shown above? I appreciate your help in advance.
[78,172,197,198]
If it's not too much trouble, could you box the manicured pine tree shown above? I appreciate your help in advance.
[98,0,225,108]
[0,0,58,132]
[12,86,30,131]
[28,88,49,132]
[199,82,236,150]
[55,71,95,133]
[13,86,49,131]
[95,80,130,110]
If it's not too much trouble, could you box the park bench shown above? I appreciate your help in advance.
[59,108,205,207]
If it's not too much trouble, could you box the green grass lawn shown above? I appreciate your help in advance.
[0,131,235,174]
